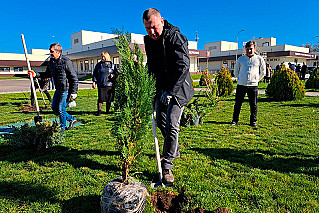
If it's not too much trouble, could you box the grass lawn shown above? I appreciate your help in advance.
[0,89,318,212]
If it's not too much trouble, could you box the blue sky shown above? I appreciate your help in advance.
[1,0,319,54]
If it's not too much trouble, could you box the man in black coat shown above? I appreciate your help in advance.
[143,8,194,186]
[29,43,78,132]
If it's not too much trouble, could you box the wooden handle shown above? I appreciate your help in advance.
[21,34,40,113]
[151,111,163,182]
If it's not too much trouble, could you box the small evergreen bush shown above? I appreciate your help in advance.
[3,120,64,151]
[216,66,234,96]
[199,68,212,86]
[266,66,305,101]
[112,29,155,183]
[305,68,319,89]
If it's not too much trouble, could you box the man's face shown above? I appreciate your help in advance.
[245,45,256,57]
[143,15,164,40]
[50,48,61,60]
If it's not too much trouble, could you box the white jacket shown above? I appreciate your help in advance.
[234,54,266,86]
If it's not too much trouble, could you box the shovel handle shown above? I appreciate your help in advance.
[152,111,163,182]
[21,34,40,113]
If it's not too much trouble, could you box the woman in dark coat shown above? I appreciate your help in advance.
[92,52,117,116]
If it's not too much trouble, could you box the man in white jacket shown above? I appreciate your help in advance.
[231,40,266,128]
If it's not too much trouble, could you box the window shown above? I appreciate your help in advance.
[74,38,79,44]
[209,46,217,50]
[80,61,83,71]
[84,60,89,70]
[113,57,120,68]
[14,67,23,72]
[262,42,269,47]
[223,61,228,68]
[0,67,10,72]
[231,61,235,69]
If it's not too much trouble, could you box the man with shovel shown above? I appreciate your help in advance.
[29,43,78,132]
[143,8,194,186]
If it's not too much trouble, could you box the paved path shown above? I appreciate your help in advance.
[1,79,318,96]
[0,79,92,94]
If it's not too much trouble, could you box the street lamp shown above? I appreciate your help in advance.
[236,30,245,62]
[310,35,318,52]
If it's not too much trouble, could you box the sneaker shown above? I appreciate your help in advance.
[67,119,77,130]
[162,169,174,185]
[250,122,257,128]
[230,121,237,126]
[59,128,66,133]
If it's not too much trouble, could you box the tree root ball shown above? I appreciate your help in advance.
[100,177,148,213]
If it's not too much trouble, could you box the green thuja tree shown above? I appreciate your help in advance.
[112,29,155,184]
[216,65,234,96]
[305,68,319,89]
[266,66,305,101]
[199,68,212,86]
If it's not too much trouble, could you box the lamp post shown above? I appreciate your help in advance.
[310,35,318,52]
[236,30,245,62]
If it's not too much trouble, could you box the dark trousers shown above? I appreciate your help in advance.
[155,96,184,170]
[232,85,258,124]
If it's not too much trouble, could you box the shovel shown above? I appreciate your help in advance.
[151,111,164,188]
[35,79,47,108]
[21,34,42,123]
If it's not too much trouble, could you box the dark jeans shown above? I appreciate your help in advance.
[52,90,76,130]
[232,85,258,124]
[155,96,184,170]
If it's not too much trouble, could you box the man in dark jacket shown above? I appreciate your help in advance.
[143,8,194,186]
[301,62,307,80]
[29,43,78,132]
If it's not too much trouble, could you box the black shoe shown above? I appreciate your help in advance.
[67,119,77,130]
[250,122,257,128]
[230,121,237,126]
[162,169,174,185]
[96,111,101,116]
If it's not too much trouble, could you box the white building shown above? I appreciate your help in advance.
[200,37,316,73]
[0,50,49,77]
[64,30,209,75]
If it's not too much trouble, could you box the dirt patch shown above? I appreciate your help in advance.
[20,105,51,112]
[149,190,229,213]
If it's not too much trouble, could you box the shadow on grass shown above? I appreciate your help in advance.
[0,145,120,173]
[0,180,57,204]
[278,103,319,108]
[192,147,319,177]
[61,195,100,213]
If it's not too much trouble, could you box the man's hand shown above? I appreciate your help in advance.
[92,82,96,89]
[70,94,77,100]
[160,91,172,105]
[28,70,35,78]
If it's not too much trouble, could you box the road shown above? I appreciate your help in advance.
[0,79,92,94]
[1,79,318,96]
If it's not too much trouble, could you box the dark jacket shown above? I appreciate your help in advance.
[144,20,194,107]
[37,55,78,95]
[93,61,117,87]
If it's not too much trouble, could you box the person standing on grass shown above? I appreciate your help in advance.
[301,61,307,80]
[231,40,266,128]
[143,8,194,186]
[28,43,78,132]
[92,52,118,116]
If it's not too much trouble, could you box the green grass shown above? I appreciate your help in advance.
[0,89,318,212]
[0,76,27,80]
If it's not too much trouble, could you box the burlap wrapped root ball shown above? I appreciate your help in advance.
[101,177,149,213]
